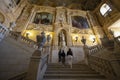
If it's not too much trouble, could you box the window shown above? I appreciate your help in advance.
[100,3,112,17]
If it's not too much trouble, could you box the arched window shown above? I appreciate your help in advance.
[100,3,112,17]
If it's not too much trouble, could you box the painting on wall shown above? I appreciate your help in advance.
[33,12,53,25]
[72,16,90,29]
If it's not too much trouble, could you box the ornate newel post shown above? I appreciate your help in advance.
[25,50,42,80]
[83,45,89,65]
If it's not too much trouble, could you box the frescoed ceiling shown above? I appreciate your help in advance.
[28,0,102,11]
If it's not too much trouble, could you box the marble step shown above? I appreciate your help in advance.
[45,71,99,74]
[44,74,106,79]
[47,68,93,71]
[44,78,107,80]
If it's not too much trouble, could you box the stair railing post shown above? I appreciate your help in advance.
[83,45,89,65]
[25,50,42,80]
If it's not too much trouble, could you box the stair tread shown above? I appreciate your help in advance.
[43,63,106,80]
[44,74,105,77]
[44,79,107,80]
[45,71,98,74]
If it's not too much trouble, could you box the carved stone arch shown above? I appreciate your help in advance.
[53,27,72,47]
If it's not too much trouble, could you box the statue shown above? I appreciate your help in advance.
[36,31,46,51]
[59,31,66,47]
[81,36,86,45]
[9,22,16,31]
[47,34,51,43]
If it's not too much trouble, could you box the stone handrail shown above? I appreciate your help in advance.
[88,45,103,55]
[88,55,117,80]
[26,46,50,80]
[8,72,27,80]
[84,45,120,80]
[8,47,50,80]
[40,53,49,72]
[21,36,37,48]
[114,36,120,47]
[9,31,38,48]
[9,31,20,40]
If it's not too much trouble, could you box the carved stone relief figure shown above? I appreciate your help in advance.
[56,8,67,24]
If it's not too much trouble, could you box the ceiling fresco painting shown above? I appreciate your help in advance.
[28,0,102,10]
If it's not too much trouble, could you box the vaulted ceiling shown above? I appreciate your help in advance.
[28,0,102,11]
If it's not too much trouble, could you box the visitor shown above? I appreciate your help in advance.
[61,50,66,66]
[58,49,62,62]
[67,48,73,68]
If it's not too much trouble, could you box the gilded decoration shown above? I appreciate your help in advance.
[34,6,55,14]
[22,5,100,46]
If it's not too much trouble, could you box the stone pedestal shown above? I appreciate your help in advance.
[83,45,89,65]
[25,50,41,80]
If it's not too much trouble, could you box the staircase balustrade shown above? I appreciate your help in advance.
[25,46,50,80]
[8,46,50,80]
[88,45,103,55]
[84,45,120,80]
[9,31,38,48]
[114,36,120,47]
[88,56,117,80]
[8,72,27,80]
[9,31,20,40]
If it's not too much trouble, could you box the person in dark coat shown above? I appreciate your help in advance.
[67,48,73,68]
[58,49,62,62]
[61,50,66,65]
[67,48,73,56]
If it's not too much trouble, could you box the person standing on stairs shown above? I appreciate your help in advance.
[58,49,62,62]
[61,50,66,66]
[67,48,73,68]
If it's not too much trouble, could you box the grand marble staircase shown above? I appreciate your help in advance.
[43,63,107,80]
[0,34,35,80]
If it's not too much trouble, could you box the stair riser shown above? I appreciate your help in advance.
[47,69,93,71]
[43,64,106,80]
[46,72,98,74]
[44,76,105,79]
[44,79,107,80]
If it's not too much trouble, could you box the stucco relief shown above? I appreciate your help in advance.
[55,7,67,24]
